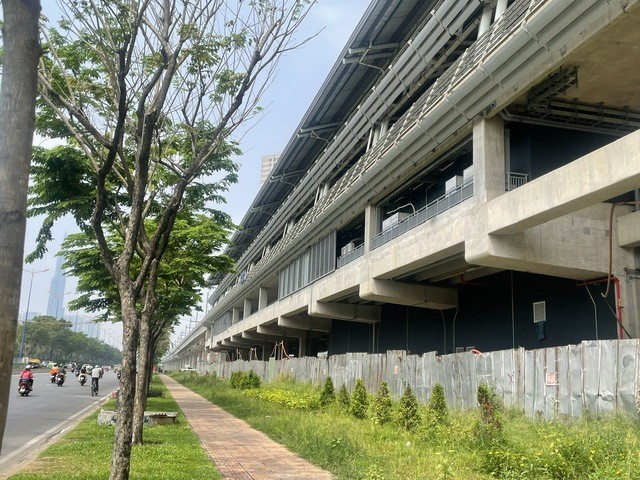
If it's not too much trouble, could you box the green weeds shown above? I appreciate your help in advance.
[172,371,640,480]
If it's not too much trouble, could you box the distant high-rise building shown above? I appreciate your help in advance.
[46,254,68,318]
[260,154,280,186]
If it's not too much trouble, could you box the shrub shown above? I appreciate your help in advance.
[319,376,335,406]
[372,381,393,425]
[246,369,261,389]
[147,386,164,398]
[427,383,448,425]
[475,383,503,443]
[244,388,319,410]
[350,379,368,419]
[337,384,350,411]
[400,385,421,431]
[229,370,261,390]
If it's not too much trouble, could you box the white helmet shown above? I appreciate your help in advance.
[25,365,32,369]
[95,365,99,368]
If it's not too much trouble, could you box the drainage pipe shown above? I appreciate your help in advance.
[576,277,627,339]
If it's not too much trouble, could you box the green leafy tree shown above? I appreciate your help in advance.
[427,383,449,425]
[319,376,335,407]
[372,381,393,425]
[55,213,235,431]
[350,378,368,420]
[400,385,421,431]
[31,2,315,478]
[15,315,122,366]
[337,384,350,411]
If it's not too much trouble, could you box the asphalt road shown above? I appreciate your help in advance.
[0,369,119,475]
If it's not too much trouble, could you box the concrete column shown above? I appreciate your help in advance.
[243,298,252,318]
[478,4,494,35]
[298,336,307,358]
[364,203,379,252]
[258,287,269,310]
[495,0,509,19]
[232,307,241,325]
[473,116,506,203]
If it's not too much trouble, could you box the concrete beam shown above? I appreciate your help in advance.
[488,130,640,235]
[278,315,333,331]
[221,338,248,348]
[360,278,458,310]
[242,330,279,341]
[618,210,640,248]
[231,334,271,348]
[309,301,380,324]
[257,323,305,338]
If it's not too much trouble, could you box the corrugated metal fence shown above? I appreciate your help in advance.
[206,339,639,420]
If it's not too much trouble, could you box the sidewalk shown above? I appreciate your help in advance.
[160,375,334,480]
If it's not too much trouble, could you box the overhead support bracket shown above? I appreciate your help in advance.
[250,200,280,213]
[309,301,380,324]
[360,279,458,310]
[342,52,394,64]
[268,169,306,183]
[298,121,343,136]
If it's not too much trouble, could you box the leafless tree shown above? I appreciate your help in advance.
[36,1,314,478]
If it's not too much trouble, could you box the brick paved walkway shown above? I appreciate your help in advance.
[160,375,333,480]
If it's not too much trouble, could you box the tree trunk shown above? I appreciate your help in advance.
[109,293,139,480]
[132,312,151,444]
[0,0,41,455]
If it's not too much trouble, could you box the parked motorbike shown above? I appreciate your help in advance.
[78,373,87,386]
[56,372,65,387]
[18,378,32,396]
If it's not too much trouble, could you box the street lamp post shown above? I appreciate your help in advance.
[18,268,50,361]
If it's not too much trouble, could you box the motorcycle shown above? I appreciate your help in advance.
[56,372,65,387]
[50,373,56,383]
[18,378,32,396]
[78,373,87,386]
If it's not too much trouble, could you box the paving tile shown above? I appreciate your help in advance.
[161,375,333,480]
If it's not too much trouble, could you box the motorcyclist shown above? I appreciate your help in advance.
[91,365,103,395]
[20,365,34,388]
[50,363,59,383]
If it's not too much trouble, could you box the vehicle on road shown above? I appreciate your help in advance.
[27,358,41,369]
[18,378,32,396]
[56,372,65,387]
[78,373,87,386]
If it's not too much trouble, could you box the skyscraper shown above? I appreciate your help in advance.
[260,154,279,186]
[46,254,68,318]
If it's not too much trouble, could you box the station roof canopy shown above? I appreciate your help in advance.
[224,0,435,261]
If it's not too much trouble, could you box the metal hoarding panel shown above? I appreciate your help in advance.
[582,340,600,414]
[617,339,638,415]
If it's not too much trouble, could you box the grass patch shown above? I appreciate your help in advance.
[9,376,220,480]
[171,372,640,480]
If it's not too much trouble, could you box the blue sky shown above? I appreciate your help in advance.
[21,1,370,340]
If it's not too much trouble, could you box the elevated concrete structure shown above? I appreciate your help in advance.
[164,0,640,370]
